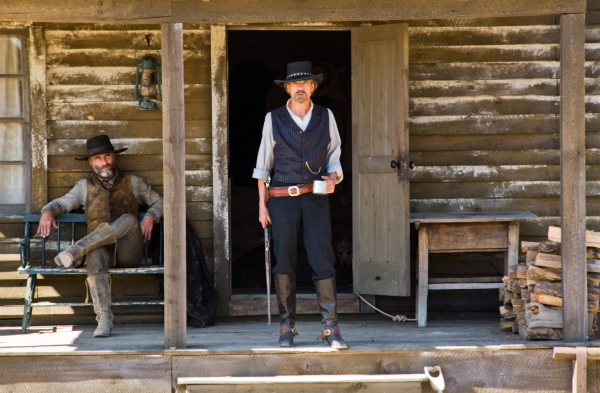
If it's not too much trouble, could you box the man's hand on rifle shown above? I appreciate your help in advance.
[259,204,271,229]
[37,211,58,238]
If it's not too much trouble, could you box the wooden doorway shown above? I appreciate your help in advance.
[227,30,353,298]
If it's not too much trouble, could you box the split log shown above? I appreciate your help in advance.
[534,252,561,270]
[525,302,562,329]
[525,250,538,264]
[521,285,530,302]
[512,279,521,294]
[521,241,539,253]
[548,225,600,248]
[529,292,562,307]
[588,273,600,286]
[533,281,599,301]
[517,263,528,279]
[518,278,527,288]
[538,240,561,255]
[519,327,563,341]
[500,305,514,317]
[588,248,600,260]
[526,265,562,281]
[509,265,518,279]
[500,315,515,331]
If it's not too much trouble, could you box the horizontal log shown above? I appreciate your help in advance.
[47,84,211,102]
[410,181,563,199]
[48,65,210,86]
[548,225,600,248]
[410,79,559,98]
[519,326,563,340]
[45,29,210,50]
[48,101,210,121]
[410,165,560,183]
[48,138,211,156]
[409,198,562,217]
[538,241,561,254]
[411,134,559,151]
[49,119,212,139]
[409,114,559,136]
[410,45,557,64]
[410,26,559,46]
[410,149,559,166]
[410,96,560,117]
[408,16,558,27]
[46,50,208,67]
[48,154,212,172]
[529,292,562,307]
[171,0,585,23]
[48,170,212,187]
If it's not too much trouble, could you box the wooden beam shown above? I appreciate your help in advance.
[161,22,186,349]
[560,13,587,342]
[28,25,48,212]
[0,0,586,23]
[174,0,585,23]
[211,25,230,316]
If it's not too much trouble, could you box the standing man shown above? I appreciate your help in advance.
[253,61,346,349]
[37,135,163,337]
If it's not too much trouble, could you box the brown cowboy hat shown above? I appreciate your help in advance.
[75,135,127,161]
[274,61,323,87]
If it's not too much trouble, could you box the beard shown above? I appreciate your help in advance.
[292,90,308,104]
[93,163,115,178]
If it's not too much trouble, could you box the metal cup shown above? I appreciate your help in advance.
[313,180,327,195]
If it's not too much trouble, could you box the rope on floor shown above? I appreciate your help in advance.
[357,294,417,322]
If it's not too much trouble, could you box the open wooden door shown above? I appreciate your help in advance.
[351,24,411,297]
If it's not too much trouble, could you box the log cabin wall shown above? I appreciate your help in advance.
[407,5,598,241]
[0,23,214,325]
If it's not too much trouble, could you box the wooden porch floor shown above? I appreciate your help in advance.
[1,313,595,353]
[1,314,599,393]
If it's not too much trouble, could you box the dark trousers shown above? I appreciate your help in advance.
[269,192,336,281]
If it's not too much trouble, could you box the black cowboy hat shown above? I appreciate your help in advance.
[75,135,127,161]
[274,61,323,87]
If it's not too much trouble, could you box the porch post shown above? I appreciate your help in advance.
[161,22,187,348]
[560,13,587,342]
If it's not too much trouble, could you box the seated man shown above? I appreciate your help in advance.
[37,135,163,337]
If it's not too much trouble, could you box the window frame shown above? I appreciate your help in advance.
[0,30,31,215]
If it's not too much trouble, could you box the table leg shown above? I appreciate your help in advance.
[416,225,429,327]
[504,221,520,275]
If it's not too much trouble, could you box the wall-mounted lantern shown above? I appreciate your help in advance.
[135,55,161,110]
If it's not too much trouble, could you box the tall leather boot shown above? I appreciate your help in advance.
[55,223,117,267]
[87,274,113,337]
[274,274,298,347]
[315,277,347,349]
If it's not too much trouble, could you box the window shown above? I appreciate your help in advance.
[0,33,30,214]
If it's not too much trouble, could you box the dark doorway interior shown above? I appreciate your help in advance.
[228,30,352,293]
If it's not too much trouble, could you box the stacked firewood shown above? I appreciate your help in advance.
[500,226,600,340]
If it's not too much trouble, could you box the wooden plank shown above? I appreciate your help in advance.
[47,170,212,187]
[410,181,561,199]
[426,222,508,251]
[574,347,588,393]
[211,25,230,317]
[410,79,559,98]
[411,166,560,183]
[172,0,585,23]
[228,297,359,316]
[48,154,213,172]
[561,13,588,342]
[410,149,560,166]
[416,226,428,327]
[410,211,536,223]
[161,22,187,349]
[29,25,48,212]
[410,114,559,135]
[46,50,208,67]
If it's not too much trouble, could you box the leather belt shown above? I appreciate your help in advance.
[269,184,313,197]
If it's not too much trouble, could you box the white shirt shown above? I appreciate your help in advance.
[252,100,343,184]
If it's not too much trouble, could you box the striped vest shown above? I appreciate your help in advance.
[271,104,330,184]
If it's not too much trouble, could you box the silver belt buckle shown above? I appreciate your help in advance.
[288,186,300,196]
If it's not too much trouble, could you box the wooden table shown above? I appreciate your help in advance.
[410,211,537,327]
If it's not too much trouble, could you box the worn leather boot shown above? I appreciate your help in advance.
[274,274,297,347]
[55,223,116,267]
[87,274,113,337]
[315,277,347,349]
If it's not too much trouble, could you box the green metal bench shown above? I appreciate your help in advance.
[17,213,164,332]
